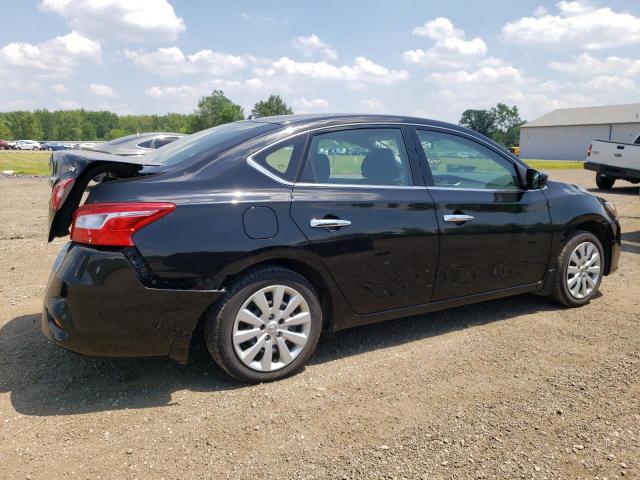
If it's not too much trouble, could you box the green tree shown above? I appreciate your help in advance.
[160,112,193,133]
[190,90,244,132]
[459,109,496,137]
[0,119,12,140]
[106,128,126,140]
[85,110,119,139]
[81,122,97,140]
[55,110,83,140]
[6,111,43,139]
[251,94,293,118]
[34,109,55,140]
[489,103,523,147]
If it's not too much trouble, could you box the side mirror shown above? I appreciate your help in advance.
[526,168,548,189]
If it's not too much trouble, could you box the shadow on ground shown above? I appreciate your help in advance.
[587,185,639,196]
[622,230,640,255]
[1,294,559,417]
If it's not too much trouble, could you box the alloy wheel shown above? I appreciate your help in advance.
[232,285,312,372]
[566,241,601,299]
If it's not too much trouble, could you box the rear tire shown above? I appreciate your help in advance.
[550,230,604,307]
[596,173,615,190]
[203,266,322,383]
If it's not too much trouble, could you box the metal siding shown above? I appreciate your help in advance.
[520,125,611,160]
[525,103,640,127]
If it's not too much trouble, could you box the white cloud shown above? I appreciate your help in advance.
[188,49,248,75]
[144,78,249,100]
[294,97,329,112]
[291,34,337,61]
[550,53,640,78]
[40,0,185,43]
[404,17,487,68]
[585,75,635,90]
[244,78,264,90]
[501,1,640,49]
[124,47,247,76]
[145,84,198,99]
[255,56,408,84]
[52,83,70,94]
[533,6,548,17]
[0,31,100,78]
[89,83,117,97]
[124,47,190,76]
[420,60,640,123]
[360,97,385,112]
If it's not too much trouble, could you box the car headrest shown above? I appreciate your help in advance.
[361,148,400,184]
[310,153,330,182]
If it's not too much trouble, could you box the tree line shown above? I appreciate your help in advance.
[0,92,293,142]
[0,90,523,147]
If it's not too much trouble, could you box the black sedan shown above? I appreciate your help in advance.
[44,114,621,383]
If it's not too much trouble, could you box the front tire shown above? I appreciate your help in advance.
[550,231,604,307]
[596,173,615,189]
[203,266,322,383]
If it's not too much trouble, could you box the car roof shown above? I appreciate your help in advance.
[249,113,470,134]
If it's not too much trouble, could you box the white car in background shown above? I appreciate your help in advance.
[15,140,42,150]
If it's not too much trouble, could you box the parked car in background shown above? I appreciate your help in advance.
[84,132,185,156]
[44,114,620,383]
[509,146,520,157]
[585,133,640,189]
[78,142,98,150]
[8,141,18,149]
[15,140,42,150]
[0,140,10,150]
[42,142,70,151]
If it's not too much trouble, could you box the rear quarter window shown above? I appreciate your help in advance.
[250,135,307,182]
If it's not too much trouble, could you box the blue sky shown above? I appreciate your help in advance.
[1,0,640,122]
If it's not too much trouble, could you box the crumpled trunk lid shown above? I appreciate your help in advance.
[48,150,162,241]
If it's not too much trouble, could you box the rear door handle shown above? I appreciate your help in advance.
[443,214,474,223]
[310,218,352,229]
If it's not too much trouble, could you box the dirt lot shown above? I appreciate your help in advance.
[0,170,638,480]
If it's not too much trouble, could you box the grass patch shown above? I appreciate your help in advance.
[523,159,583,170]
[0,151,51,175]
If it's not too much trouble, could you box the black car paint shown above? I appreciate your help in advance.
[43,114,621,362]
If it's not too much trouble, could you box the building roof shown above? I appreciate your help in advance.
[523,103,640,128]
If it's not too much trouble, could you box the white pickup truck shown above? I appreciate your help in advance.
[585,133,640,189]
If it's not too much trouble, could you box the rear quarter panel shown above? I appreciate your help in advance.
[87,158,311,290]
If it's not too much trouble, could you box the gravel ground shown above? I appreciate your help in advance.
[0,170,638,480]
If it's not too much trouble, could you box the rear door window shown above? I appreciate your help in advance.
[300,128,413,186]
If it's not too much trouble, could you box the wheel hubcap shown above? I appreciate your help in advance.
[232,285,311,372]
[566,241,601,299]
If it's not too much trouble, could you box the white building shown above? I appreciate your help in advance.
[520,103,640,160]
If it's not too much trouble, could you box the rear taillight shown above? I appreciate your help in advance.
[50,178,74,210]
[587,143,592,157]
[71,202,176,246]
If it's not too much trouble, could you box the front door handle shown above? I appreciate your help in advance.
[443,214,474,223]
[310,218,352,229]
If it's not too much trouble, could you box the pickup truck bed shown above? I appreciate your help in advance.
[585,137,640,189]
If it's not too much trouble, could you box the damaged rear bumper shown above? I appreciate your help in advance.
[42,243,224,363]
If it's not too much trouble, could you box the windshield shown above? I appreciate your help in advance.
[145,121,280,166]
